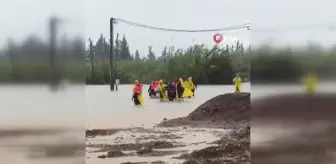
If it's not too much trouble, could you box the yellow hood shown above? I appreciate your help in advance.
[179,78,183,83]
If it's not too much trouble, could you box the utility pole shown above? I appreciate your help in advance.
[109,17,115,91]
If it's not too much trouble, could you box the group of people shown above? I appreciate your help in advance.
[132,74,242,105]
[132,77,196,105]
[155,77,196,101]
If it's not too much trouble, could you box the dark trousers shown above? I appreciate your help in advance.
[167,90,176,101]
[177,88,184,98]
[132,93,141,105]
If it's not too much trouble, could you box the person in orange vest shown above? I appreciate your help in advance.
[132,80,144,105]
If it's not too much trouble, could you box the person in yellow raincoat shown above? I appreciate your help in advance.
[302,72,317,95]
[132,80,144,105]
[157,80,167,101]
[181,78,193,98]
[232,74,241,93]
[187,77,195,97]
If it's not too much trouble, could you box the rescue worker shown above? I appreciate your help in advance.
[232,74,242,93]
[148,81,154,96]
[132,80,144,105]
[182,78,193,98]
[187,77,195,97]
[176,78,184,99]
[157,80,167,100]
[302,72,317,95]
[165,80,177,101]
[148,80,158,97]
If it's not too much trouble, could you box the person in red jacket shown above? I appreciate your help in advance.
[148,80,160,98]
[132,80,143,105]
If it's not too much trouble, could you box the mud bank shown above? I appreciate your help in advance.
[86,93,251,164]
[252,93,336,164]
[86,127,147,138]
[252,93,336,121]
[157,93,250,128]
[177,126,250,164]
[86,127,227,163]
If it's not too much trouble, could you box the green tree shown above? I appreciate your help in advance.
[134,50,140,61]
[114,33,121,61]
[147,46,156,60]
[87,38,95,80]
[160,46,168,60]
[120,35,131,60]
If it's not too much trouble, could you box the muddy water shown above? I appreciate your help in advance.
[85,84,250,163]
[0,84,250,164]
[0,85,85,164]
[1,82,335,163]
[86,84,250,129]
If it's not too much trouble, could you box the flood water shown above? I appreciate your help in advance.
[1,82,335,163]
[86,83,250,129]
[1,84,250,164]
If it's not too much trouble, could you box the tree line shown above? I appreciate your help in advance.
[86,33,250,84]
[0,35,85,83]
[0,33,335,84]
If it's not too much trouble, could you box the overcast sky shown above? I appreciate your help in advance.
[0,0,335,55]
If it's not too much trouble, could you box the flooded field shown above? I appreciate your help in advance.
[86,84,250,129]
[85,84,250,163]
[1,82,335,163]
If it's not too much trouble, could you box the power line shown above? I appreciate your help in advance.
[112,18,336,33]
[251,23,336,32]
[114,18,250,32]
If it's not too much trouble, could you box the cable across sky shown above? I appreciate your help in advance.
[113,18,336,34]
[114,18,251,32]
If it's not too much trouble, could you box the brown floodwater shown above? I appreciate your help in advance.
[1,82,335,163]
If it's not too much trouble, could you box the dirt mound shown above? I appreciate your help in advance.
[158,93,250,128]
[178,126,250,164]
[188,92,250,121]
[252,125,336,164]
[252,93,336,121]
[252,93,336,164]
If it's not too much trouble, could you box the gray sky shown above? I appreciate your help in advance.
[1,0,335,55]
[0,0,85,47]
[86,0,250,55]
[252,0,336,48]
